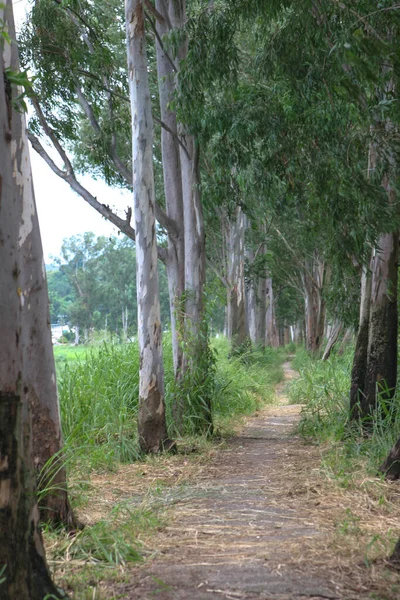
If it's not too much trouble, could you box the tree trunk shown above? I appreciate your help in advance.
[390,538,400,564]
[0,2,63,595]
[265,278,279,347]
[350,260,373,419]
[321,322,343,361]
[225,206,248,349]
[246,246,266,347]
[125,0,171,453]
[379,436,400,480]
[245,246,257,345]
[283,326,291,346]
[155,0,185,378]
[6,0,75,529]
[302,258,326,354]
[362,230,399,417]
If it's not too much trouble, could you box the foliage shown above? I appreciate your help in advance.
[49,233,170,338]
[58,342,143,470]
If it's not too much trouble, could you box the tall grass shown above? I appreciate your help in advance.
[289,345,400,477]
[56,336,285,471]
[58,343,143,469]
[211,338,284,426]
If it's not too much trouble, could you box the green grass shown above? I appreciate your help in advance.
[288,345,400,479]
[56,336,285,472]
[211,337,284,429]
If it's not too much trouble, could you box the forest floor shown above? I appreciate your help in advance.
[70,361,400,600]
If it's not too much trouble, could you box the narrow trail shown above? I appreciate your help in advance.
[105,361,397,600]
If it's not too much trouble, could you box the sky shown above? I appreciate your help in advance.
[12,0,132,262]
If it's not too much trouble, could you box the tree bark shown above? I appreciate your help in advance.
[350,263,372,419]
[265,278,279,347]
[390,538,400,564]
[155,0,185,378]
[0,2,63,596]
[225,206,248,349]
[302,258,326,354]
[125,0,171,453]
[7,0,76,529]
[362,230,399,416]
[246,246,266,347]
[321,321,343,361]
[379,436,400,480]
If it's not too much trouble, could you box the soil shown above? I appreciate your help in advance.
[95,362,400,600]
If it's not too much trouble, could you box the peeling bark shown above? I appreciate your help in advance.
[6,0,75,529]
[0,2,63,596]
[155,0,185,378]
[126,0,171,453]
[225,207,248,349]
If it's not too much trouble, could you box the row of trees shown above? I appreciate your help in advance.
[22,0,400,422]
[2,0,400,595]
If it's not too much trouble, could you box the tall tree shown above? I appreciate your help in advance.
[0,0,64,595]
[125,0,172,453]
[7,0,76,529]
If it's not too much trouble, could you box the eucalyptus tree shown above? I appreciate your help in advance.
[4,0,76,530]
[125,0,172,453]
[21,1,212,415]
[0,1,65,595]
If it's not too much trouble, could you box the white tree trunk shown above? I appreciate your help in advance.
[155,0,185,377]
[265,278,279,347]
[225,206,247,348]
[126,0,170,453]
[302,256,326,354]
[7,0,75,528]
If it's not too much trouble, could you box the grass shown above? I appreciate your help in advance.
[289,345,400,477]
[55,336,285,472]
[288,344,400,571]
[211,338,284,432]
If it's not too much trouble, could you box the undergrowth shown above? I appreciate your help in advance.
[56,336,284,473]
[289,345,400,480]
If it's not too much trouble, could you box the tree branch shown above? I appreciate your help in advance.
[31,97,74,176]
[28,132,168,264]
[144,0,166,26]
[145,11,178,74]
[206,257,228,288]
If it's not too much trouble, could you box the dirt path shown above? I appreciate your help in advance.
[104,361,399,600]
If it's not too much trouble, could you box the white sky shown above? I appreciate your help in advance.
[13,0,132,262]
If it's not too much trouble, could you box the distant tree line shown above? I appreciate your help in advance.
[48,233,170,342]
